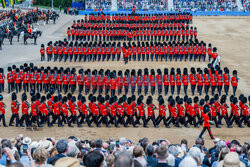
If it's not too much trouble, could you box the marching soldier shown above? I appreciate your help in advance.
[70,96,82,127]
[79,96,92,127]
[40,96,52,127]
[51,96,63,127]
[61,96,73,127]
[199,104,214,139]
[9,93,20,127]
[218,96,232,128]
[126,97,138,128]
[230,97,244,128]
[90,96,100,127]
[177,98,189,128]
[0,94,8,127]
[146,96,158,128]
[30,95,43,127]
[20,93,30,127]
[240,97,250,127]
[156,98,169,128]
[135,97,148,128]
[98,97,110,128]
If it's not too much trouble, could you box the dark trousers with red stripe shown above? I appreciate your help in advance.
[199,127,214,139]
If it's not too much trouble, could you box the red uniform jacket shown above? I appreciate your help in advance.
[203,113,210,127]
[0,102,5,114]
[31,103,37,116]
[11,101,19,114]
[22,101,29,115]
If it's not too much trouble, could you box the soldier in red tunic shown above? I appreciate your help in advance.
[90,96,100,127]
[51,96,63,127]
[9,93,20,127]
[0,94,7,127]
[218,96,232,128]
[7,67,14,93]
[40,44,45,61]
[40,95,52,127]
[125,97,138,128]
[30,95,43,127]
[166,99,181,128]
[146,96,158,128]
[98,97,110,128]
[231,70,238,96]
[156,97,169,128]
[177,98,189,128]
[223,67,230,95]
[230,97,244,128]
[241,97,249,127]
[20,93,30,127]
[135,97,148,128]
[199,105,214,139]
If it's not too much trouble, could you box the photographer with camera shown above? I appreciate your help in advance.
[0,140,17,166]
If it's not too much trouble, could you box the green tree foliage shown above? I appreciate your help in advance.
[34,0,72,8]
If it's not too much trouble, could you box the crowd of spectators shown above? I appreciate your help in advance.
[174,0,238,12]
[118,0,167,11]
[0,134,249,167]
[85,0,112,10]
[70,0,248,12]
[242,0,250,11]
[84,0,167,11]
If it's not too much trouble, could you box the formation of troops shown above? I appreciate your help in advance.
[41,12,219,64]
[0,92,249,129]
[0,11,247,135]
[41,40,217,63]
[0,63,239,96]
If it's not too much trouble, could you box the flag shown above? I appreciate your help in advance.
[1,0,6,8]
[5,0,10,7]
[10,0,13,6]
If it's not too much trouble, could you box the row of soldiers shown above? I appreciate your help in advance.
[1,64,239,96]
[0,64,239,96]
[41,40,216,63]
[0,92,249,128]
[84,13,193,22]
[67,13,193,42]
[67,25,197,42]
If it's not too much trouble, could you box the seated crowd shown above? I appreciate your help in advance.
[174,0,238,11]
[242,0,250,11]
[0,135,249,167]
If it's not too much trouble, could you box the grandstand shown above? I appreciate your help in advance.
[79,0,248,11]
